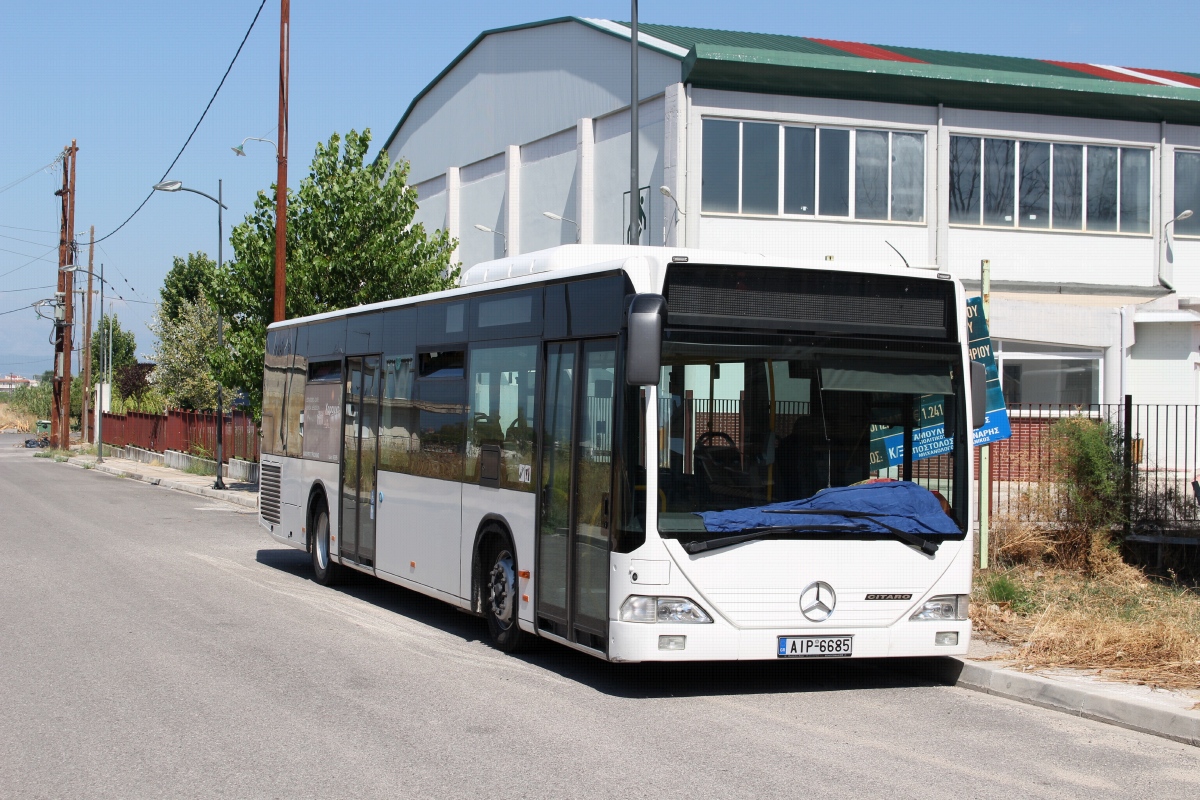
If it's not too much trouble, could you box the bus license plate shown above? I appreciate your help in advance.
[778,635,853,658]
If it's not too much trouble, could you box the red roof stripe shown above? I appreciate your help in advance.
[808,38,926,64]
[1042,61,1156,84]
[1127,67,1200,88]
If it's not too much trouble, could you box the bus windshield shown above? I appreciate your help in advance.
[655,330,967,537]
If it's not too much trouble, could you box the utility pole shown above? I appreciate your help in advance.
[628,0,641,247]
[51,141,77,450]
[96,263,105,462]
[979,258,991,570]
[274,0,290,323]
[81,226,95,443]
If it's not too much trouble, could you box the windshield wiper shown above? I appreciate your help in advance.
[682,509,940,556]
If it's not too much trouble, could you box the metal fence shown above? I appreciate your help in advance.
[986,400,1200,533]
[99,409,259,463]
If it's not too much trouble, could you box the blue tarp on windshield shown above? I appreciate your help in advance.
[696,481,960,535]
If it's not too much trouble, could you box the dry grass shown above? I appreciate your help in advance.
[972,546,1200,691]
[0,402,35,432]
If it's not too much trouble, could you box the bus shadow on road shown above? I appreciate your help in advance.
[255,547,959,699]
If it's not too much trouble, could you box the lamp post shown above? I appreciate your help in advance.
[1159,208,1193,291]
[474,224,507,255]
[154,179,229,490]
[231,136,277,158]
[541,211,580,243]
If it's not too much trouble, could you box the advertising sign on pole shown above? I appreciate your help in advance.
[868,296,1011,468]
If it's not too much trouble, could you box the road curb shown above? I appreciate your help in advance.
[66,457,258,510]
[910,656,1200,747]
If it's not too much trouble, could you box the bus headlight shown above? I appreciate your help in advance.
[910,594,970,621]
[620,595,713,624]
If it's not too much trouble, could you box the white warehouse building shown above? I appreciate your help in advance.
[384,17,1200,407]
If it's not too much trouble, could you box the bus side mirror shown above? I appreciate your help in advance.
[626,294,666,386]
[971,360,987,430]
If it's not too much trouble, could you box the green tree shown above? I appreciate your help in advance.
[211,128,458,416]
[91,313,137,384]
[149,297,220,410]
[160,252,217,323]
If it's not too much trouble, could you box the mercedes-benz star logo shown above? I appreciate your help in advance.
[799,581,836,622]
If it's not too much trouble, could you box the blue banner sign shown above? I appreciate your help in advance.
[868,297,1011,468]
[966,296,1012,447]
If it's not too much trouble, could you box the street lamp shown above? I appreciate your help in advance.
[542,211,580,243]
[474,224,507,255]
[231,136,278,157]
[154,178,229,490]
[1159,208,1194,291]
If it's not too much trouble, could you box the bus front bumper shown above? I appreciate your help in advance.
[606,619,971,662]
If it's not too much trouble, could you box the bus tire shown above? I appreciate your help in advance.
[482,530,527,653]
[310,495,341,586]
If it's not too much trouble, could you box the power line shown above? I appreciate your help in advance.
[0,245,59,279]
[93,0,269,245]
[0,157,62,195]
[0,232,57,248]
[0,304,35,317]
[0,223,60,234]
[0,284,53,294]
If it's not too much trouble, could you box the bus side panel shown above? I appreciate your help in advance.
[301,457,341,554]
[460,483,537,623]
[277,454,306,548]
[375,470,462,596]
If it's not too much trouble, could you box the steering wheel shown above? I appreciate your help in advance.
[696,430,736,449]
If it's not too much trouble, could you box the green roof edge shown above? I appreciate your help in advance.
[682,44,1200,124]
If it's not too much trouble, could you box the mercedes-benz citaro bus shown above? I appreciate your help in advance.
[258,245,986,662]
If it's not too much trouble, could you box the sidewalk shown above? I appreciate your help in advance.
[909,638,1200,747]
[65,453,258,510]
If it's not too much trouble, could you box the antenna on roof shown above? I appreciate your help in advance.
[885,240,911,269]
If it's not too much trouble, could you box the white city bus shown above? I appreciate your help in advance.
[258,245,986,661]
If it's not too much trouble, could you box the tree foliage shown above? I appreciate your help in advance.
[91,313,137,384]
[211,128,458,416]
[115,363,155,407]
[160,252,217,323]
[150,297,221,411]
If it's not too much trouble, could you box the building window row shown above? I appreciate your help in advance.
[702,119,926,223]
[950,136,1151,234]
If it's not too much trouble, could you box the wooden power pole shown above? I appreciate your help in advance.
[51,141,77,449]
[81,226,95,443]
[274,0,290,323]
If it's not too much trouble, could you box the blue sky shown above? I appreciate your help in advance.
[0,1,1192,376]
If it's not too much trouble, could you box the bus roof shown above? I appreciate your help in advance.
[267,244,953,330]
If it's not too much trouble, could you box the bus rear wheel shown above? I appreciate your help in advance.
[310,499,341,586]
[483,535,528,653]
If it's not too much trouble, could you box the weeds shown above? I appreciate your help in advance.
[183,460,216,476]
[973,553,1200,690]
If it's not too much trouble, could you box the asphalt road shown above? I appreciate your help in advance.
[1,432,1197,799]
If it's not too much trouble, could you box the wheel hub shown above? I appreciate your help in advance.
[488,551,516,627]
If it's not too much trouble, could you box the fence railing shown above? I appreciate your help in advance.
[986,401,1200,532]
[99,409,259,463]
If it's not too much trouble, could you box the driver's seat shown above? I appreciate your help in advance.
[694,433,757,506]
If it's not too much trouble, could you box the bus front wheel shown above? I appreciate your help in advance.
[310,498,341,586]
[483,533,528,653]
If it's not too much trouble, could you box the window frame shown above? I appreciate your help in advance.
[1173,148,1200,239]
[949,134,1153,236]
[700,116,928,225]
[995,340,1104,408]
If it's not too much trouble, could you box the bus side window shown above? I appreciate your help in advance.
[465,341,537,490]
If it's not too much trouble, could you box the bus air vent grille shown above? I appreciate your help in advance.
[260,463,282,524]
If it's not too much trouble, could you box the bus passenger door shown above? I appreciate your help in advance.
[341,355,381,567]
[537,339,616,652]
